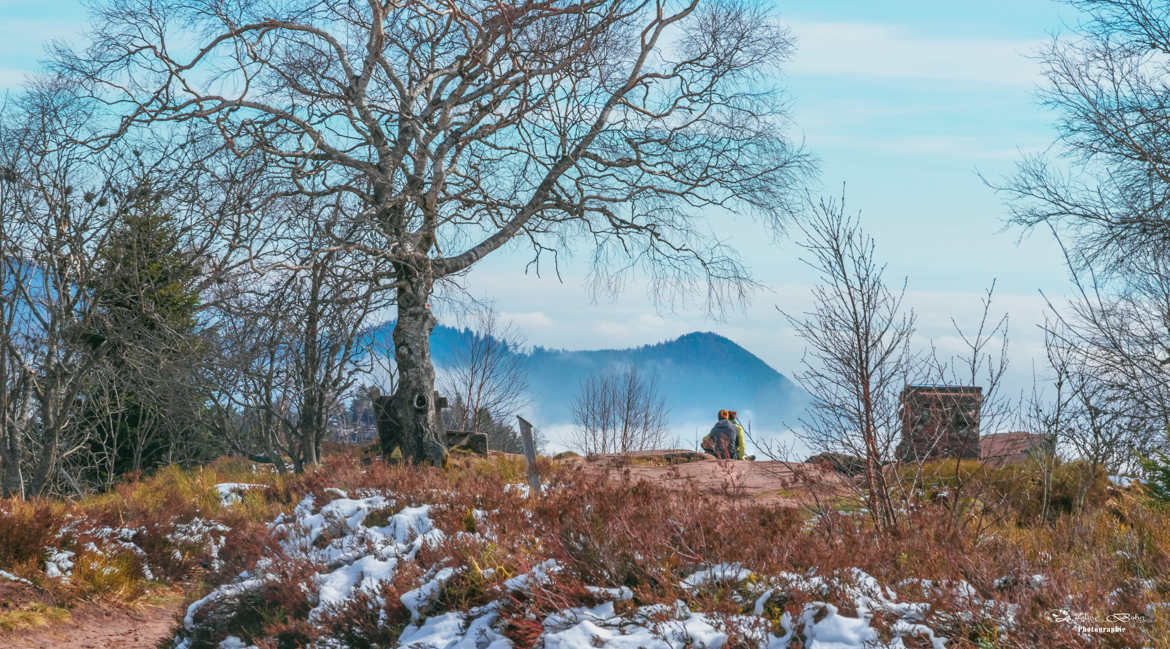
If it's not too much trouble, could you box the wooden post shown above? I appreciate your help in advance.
[516,416,541,497]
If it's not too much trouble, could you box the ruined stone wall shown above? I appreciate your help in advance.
[896,386,982,462]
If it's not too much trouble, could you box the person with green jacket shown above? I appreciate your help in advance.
[729,410,747,460]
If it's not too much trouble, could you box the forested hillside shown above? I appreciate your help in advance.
[368,323,808,430]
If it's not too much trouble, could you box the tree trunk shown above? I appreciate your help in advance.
[1,374,29,498]
[298,262,324,470]
[28,390,63,497]
[381,269,447,466]
[1,428,23,499]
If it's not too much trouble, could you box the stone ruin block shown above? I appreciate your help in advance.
[896,385,982,462]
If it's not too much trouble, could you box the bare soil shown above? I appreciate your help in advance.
[0,581,181,649]
[566,450,853,507]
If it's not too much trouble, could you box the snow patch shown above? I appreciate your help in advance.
[44,548,75,580]
[401,566,460,620]
[504,559,562,592]
[0,569,32,585]
[214,483,264,506]
[313,555,400,620]
[681,563,752,590]
[398,604,511,649]
[217,636,258,649]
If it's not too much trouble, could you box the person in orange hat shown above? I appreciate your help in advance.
[702,409,742,459]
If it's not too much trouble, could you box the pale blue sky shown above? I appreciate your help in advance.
[1,1,1082,428]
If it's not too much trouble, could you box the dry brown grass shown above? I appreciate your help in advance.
[0,450,1166,648]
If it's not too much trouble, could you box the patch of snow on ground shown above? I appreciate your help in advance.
[313,554,400,620]
[215,483,265,506]
[398,603,511,649]
[504,558,562,592]
[681,562,752,590]
[401,566,460,620]
[216,636,258,649]
[0,569,32,584]
[543,600,730,649]
[503,482,530,497]
[44,548,75,579]
[168,518,230,572]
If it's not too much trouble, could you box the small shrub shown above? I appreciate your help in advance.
[0,501,63,569]
[70,548,148,600]
[319,588,409,649]
[0,600,71,632]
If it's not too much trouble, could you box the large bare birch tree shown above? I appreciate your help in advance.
[62,0,811,464]
[997,0,1170,458]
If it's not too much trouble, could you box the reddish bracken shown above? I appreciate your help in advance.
[0,449,1167,648]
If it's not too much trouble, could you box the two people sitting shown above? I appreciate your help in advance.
[702,409,746,460]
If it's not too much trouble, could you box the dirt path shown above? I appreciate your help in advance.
[0,600,182,649]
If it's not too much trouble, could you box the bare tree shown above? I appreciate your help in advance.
[933,283,1012,432]
[998,0,1170,274]
[995,0,1170,462]
[64,0,812,465]
[1044,307,1148,502]
[209,220,385,472]
[0,82,134,497]
[1022,322,1072,522]
[570,364,669,455]
[1027,239,1170,478]
[440,305,528,436]
[783,193,915,532]
[1064,366,1139,509]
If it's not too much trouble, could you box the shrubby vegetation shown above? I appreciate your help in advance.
[0,450,1166,647]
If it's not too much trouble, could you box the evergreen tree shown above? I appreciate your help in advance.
[1140,450,1170,505]
[90,186,199,348]
[83,183,214,484]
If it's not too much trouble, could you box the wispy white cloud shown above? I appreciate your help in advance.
[0,69,30,90]
[0,13,89,91]
[811,133,1049,160]
[787,20,1046,86]
[0,17,86,52]
[502,311,554,329]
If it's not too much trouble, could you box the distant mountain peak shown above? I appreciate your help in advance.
[363,320,807,432]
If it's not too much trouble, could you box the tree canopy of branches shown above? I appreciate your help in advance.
[1002,0,1170,273]
[0,81,261,497]
[999,0,1170,462]
[63,0,812,465]
[570,364,669,455]
[207,213,388,473]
